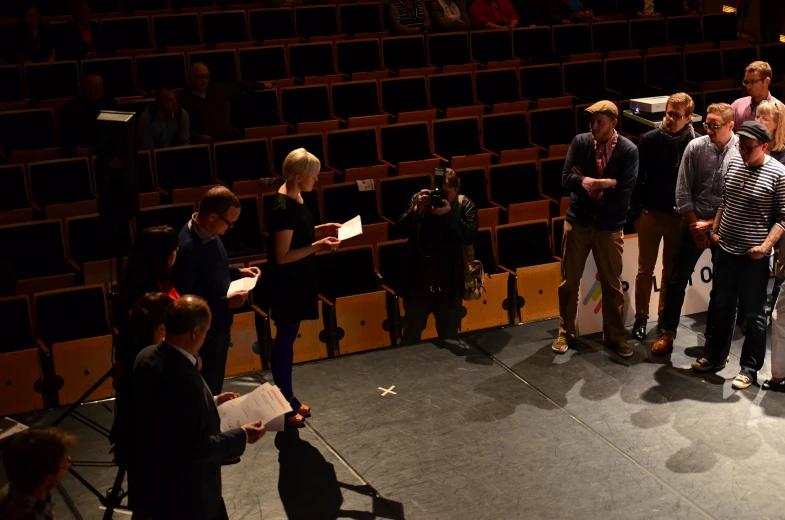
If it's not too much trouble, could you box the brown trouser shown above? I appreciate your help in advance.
[634,209,681,320]
[558,221,626,343]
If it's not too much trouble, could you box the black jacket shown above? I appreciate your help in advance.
[397,193,478,305]
[133,342,246,520]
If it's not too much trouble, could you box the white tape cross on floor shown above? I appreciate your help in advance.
[378,385,397,396]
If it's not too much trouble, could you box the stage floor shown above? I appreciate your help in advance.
[6,313,785,520]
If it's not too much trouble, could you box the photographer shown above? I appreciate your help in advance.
[397,168,478,343]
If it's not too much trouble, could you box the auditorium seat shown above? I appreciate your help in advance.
[496,220,560,322]
[326,127,382,175]
[470,29,514,66]
[316,245,391,355]
[380,76,430,117]
[629,17,667,50]
[475,68,523,110]
[382,35,426,73]
[563,60,619,102]
[135,150,160,207]
[28,158,96,218]
[703,87,743,108]
[34,284,114,405]
[153,144,214,196]
[666,15,702,47]
[65,213,133,285]
[271,133,327,175]
[721,44,757,80]
[540,156,568,202]
[189,50,239,83]
[238,46,290,83]
[294,5,339,40]
[489,161,548,223]
[323,181,381,226]
[288,42,338,81]
[81,57,136,99]
[152,13,201,48]
[101,16,153,52]
[644,52,694,91]
[379,122,434,171]
[758,44,785,83]
[0,296,45,416]
[201,10,248,45]
[339,2,382,36]
[336,39,384,77]
[591,20,629,54]
[454,167,499,229]
[553,23,591,58]
[0,219,75,294]
[136,53,187,93]
[482,112,531,155]
[512,26,552,64]
[222,195,265,260]
[0,164,33,225]
[604,56,657,100]
[280,84,336,131]
[702,12,738,43]
[0,65,24,103]
[331,80,385,125]
[0,109,57,157]
[378,173,431,226]
[684,49,724,86]
[134,203,194,235]
[25,61,80,101]
[249,8,296,43]
[529,107,576,150]
[427,32,471,69]
[432,116,487,162]
[461,227,511,332]
[428,72,478,113]
[519,64,563,101]
[213,138,273,193]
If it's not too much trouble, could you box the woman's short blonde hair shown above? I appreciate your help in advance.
[757,101,785,153]
[282,148,320,181]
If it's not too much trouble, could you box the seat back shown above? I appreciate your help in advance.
[189,50,239,83]
[66,214,133,265]
[230,89,282,129]
[0,165,29,212]
[474,227,497,273]
[317,245,378,300]
[281,85,332,126]
[81,57,136,98]
[489,161,540,207]
[136,54,187,92]
[0,109,56,153]
[135,203,194,234]
[482,112,529,153]
[512,26,551,63]
[629,17,667,50]
[591,20,629,54]
[496,220,552,269]
[154,145,213,193]
[529,107,575,149]
[519,64,562,101]
[0,296,35,354]
[0,220,67,280]
[289,42,336,79]
[470,29,512,64]
[455,167,489,209]
[25,62,80,100]
[540,156,567,200]
[336,39,382,75]
[202,11,248,45]
[153,13,201,48]
[759,44,785,82]
[339,3,382,36]
[323,181,380,225]
[379,174,431,222]
[552,23,591,57]
[326,128,379,172]
[605,56,645,96]
[666,15,702,47]
[380,76,429,115]
[427,32,470,68]
[0,65,23,103]
[644,53,684,90]
[475,68,519,106]
[239,46,289,82]
[377,239,407,294]
[721,46,757,81]
[332,81,380,120]
[563,60,604,98]
[684,50,723,85]
[222,195,265,258]
[432,117,482,159]
[295,5,338,39]
[35,285,109,345]
[382,35,426,72]
[428,72,475,111]
[102,16,152,51]
[249,8,295,41]
[271,133,326,174]
[29,158,93,207]
[702,12,737,43]
[379,122,432,166]
[214,139,272,184]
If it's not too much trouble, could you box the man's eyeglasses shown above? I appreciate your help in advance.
[666,111,687,121]
[737,142,762,155]
[703,122,726,132]
[742,78,763,86]
[217,214,235,228]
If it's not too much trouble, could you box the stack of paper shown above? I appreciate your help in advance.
[217,383,293,432]
[227,274,259,297]
[338,215,363,241]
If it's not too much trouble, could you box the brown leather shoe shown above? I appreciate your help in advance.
[285,414,306,428]
[652,334,674,356]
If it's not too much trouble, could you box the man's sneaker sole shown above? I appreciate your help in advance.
[691,361,726,372]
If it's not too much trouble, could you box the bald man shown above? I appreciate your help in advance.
[177,62,265,144]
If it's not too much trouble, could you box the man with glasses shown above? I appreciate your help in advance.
[732,61,781,126]
[173,186,260,394]
[693,121,785,389]
[630,93,695,341]
[652,103,739,355]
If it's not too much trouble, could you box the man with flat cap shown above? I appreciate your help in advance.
[553,100,639,358]
[693,121,785,389]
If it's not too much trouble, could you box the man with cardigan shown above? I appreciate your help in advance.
[173,187,260,395]
[553,100,639,358]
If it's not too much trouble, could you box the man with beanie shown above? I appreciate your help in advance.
[652,103,738,356]
[693,121,785,389]
[630,93,695,340]
[553,100,639,358]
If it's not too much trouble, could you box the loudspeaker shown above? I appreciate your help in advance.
[96,111,138,224]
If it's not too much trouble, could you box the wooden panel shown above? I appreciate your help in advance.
[53,335,114,405]
[10,148,61,165]
[493,100,530,113]
[225,311,262,377]
[537,96,573,109]
[398,297,437,342]
[232,179,280,197]
[500,148,539,163]
[172,185,216,205]
[398,157,439,176]
[45,199,98,219]
[0,207,34,225]
[516,262,560,322]
[461,271,510,332]
[397,109,437,123]
[548,144,570,157]
[345,164,388,182]
[442,63,479,73]
[398,66,437,77]
[303,73,345,86]
[445,105,484,118]
[477,207,499,229]
[508,200,550,224]
[0,349,45,416]
[486,59,521,70]
[272,301,329,364]
[451,152,491,169]
[298,119,341,134]
[335,291,390,354]
[139,191,161,208]
[17,273,75,295]
[82,258,126,287]
[245,125,288,139]
[348,113,389,129]
[342,222,388,248]
[352,70,390,81]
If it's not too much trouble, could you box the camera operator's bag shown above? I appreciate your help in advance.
[456,195,485,301]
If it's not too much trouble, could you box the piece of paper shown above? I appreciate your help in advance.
[217,383,293,433]
[338,215,363,241]
[227,275,258,296]
[356,179,376,191]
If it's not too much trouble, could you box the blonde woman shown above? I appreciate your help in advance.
[756,100,785,165]
[266,149,341,427]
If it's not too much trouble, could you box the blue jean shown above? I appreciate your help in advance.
[706,248,770,379]
[272,322,301,418]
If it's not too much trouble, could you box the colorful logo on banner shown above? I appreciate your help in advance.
[582,272,603,314]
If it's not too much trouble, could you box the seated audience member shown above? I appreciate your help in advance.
[429,0,471,32]
[13,2,54,64]
[58,73,117,157]
[57,0,109,61]
[389,0,432,35]
[178,62,263,144]
[732,61,781,126]
[469,0,519,29]
[0,427,76,520]
[139,87,190,150]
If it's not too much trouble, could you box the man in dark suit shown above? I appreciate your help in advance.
[132,296,266,520]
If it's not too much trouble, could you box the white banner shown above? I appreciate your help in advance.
[577,235,713,336]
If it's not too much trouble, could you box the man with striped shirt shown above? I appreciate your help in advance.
[692,121,785,389]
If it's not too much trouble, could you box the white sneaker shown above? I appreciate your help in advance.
[732,374,753,390]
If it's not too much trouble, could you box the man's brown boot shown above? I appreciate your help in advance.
[652,334,674,356]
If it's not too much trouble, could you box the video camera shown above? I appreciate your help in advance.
[428,168,446,208]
